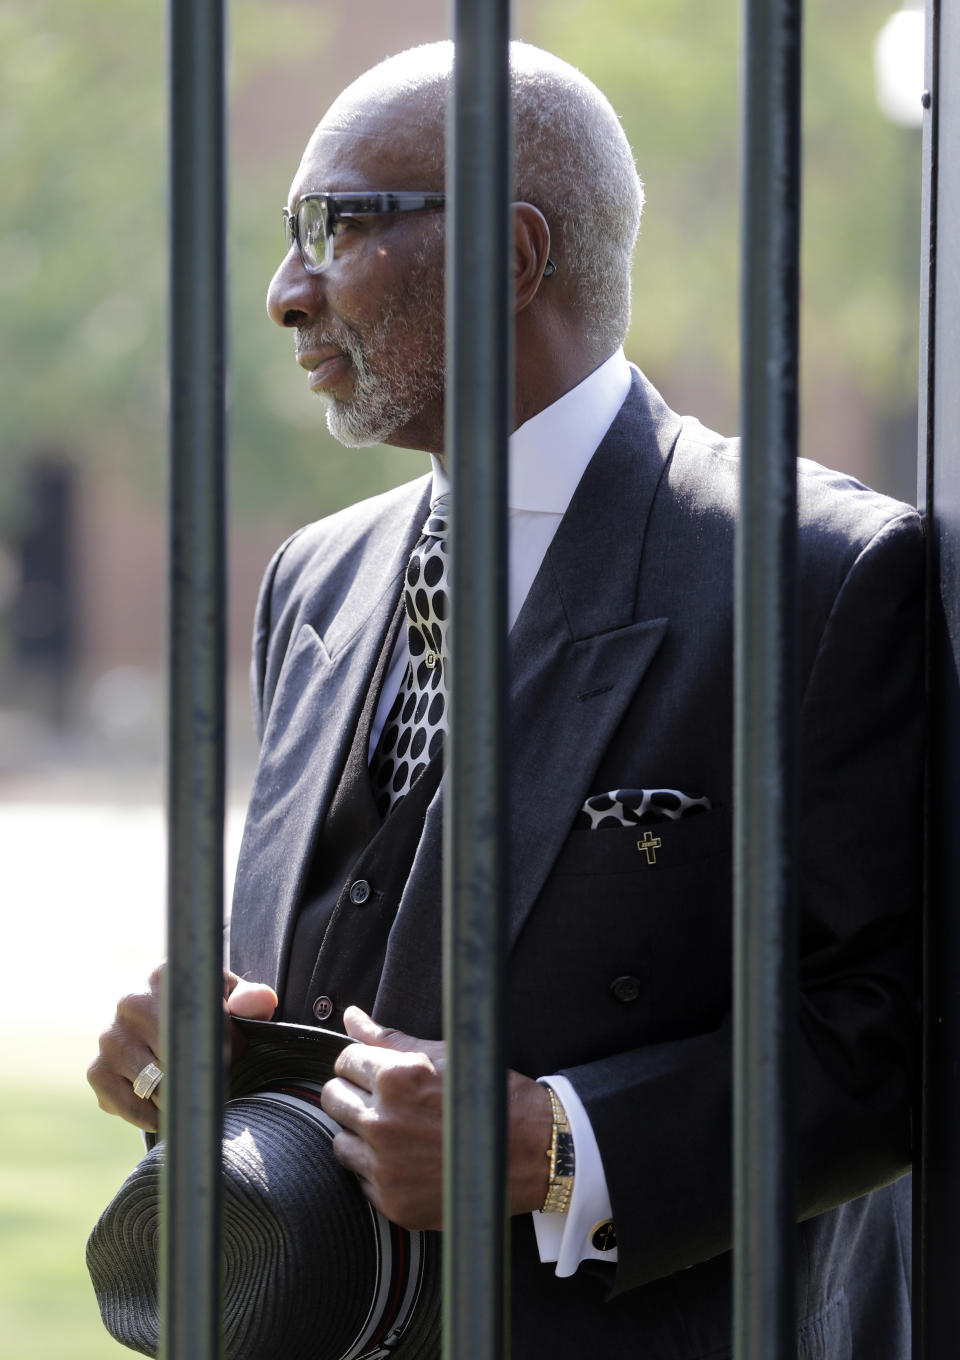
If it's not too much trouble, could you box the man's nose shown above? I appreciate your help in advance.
[266,248,320,328]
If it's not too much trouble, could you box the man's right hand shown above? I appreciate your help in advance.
[87,965,278,1133]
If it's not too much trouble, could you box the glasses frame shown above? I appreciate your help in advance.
[281,190,558,278]
[282,191,446,274]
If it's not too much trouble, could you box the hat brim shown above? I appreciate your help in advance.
[229,1016,353,1098]
[87,1019,441,1359]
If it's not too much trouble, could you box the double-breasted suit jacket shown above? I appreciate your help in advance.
[230,368,922,1358]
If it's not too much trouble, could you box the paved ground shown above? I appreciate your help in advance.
[0,762,255,1360]
[1,781,248,1034]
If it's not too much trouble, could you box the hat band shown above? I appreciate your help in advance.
[252,1085,429,1360]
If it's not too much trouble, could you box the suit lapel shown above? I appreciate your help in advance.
[232,480,431,994]
[504,369,682,947]
[378,370,685,1019]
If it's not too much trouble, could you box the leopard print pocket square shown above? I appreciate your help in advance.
[576,788,711,830]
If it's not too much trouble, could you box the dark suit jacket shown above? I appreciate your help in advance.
[230,368,922,1358]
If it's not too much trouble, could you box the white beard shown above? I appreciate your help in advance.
[322,309,441,447]
[317,247,445,448]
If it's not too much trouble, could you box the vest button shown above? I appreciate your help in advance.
[312,995,334,1022]
[349,878,372,905]
[610,975,641,1004]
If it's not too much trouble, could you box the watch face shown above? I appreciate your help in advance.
[554,1131,576,1179]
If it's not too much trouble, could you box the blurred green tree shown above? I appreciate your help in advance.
[522,0,921,489]
[0,0,921,536]
[1,0,165,524]
[0,0,427,535]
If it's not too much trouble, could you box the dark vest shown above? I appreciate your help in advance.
[280,601,443,1028]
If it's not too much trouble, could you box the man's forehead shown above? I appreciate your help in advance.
[288,122,444,203]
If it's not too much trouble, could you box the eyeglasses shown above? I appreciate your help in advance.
[282,192,445,274]
[281,190,558,278]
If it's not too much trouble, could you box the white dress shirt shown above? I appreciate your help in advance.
[369,346,632,1275]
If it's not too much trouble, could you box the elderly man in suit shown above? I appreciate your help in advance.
[90,41,922,1358]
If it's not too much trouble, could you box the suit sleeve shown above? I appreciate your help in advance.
[559,510,923,1296]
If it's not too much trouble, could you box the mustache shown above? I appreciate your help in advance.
[296,325,363,365]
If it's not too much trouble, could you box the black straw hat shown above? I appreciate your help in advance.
[86,1018,441,1359]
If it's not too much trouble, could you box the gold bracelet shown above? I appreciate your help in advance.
[541,1086,575,1215]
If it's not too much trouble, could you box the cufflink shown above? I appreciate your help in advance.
[590,1219,617,1252]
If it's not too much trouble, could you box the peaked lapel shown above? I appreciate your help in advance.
[376,370,684,1029]
[504,369,682,947]
[231,479,431,993]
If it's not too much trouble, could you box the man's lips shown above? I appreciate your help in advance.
[297,348,351,392]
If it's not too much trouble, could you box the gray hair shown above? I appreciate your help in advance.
[324,41,644,357]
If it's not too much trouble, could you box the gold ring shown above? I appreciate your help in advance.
[132,1060,164,1101]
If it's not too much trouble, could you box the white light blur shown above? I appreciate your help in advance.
[874,6,926,129]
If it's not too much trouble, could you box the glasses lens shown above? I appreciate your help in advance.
[298,197,331,273]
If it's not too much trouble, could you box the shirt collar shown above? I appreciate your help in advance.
[429,347,631,515]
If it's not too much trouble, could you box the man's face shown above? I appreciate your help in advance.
[266,107,447,453]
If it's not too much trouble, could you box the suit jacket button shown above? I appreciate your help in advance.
[312,995,334,1021]
[610,975,640,1004]
[349,878,372,905]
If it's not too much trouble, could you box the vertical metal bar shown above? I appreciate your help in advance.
[162,1,227,1357]
[917,2,960,1355]
[443,5,513,1359]
[734,2,802,1357]
[914,10,938,1354]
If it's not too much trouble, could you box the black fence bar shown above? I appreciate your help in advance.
[733,2,802,1357]
[161,1,227,1356]
[917,2,960,1354]
[443,4,513,1359]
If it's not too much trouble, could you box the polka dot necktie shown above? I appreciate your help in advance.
[370,495,449,816]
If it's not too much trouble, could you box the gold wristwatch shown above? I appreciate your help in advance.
[541,1086,576,1215]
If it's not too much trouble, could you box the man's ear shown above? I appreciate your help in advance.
[512,202,553,313]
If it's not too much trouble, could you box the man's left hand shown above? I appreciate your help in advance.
[321,1006,552,1230]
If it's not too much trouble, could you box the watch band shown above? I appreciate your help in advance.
[541,1085,576,1215]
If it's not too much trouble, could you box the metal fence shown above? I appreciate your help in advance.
[162,2,226,1355]
[734,5,801,1356]
[917,2,960,1355]
[442,5,512,1357]
[160,1,953,1355]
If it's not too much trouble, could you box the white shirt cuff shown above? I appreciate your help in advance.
[531,1074,618,1276]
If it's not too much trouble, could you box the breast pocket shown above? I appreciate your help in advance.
[507,809,733,1072]
[551,805,731,878]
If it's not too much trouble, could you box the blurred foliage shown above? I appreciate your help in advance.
[1,0,921,534]
[1,0,164,525]
[0,0,428,534]
[523,0,922,444]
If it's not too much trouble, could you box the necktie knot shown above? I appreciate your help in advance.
[423,493,449,542]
